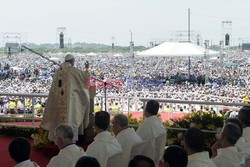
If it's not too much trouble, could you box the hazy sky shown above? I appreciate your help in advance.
[0,0,249,46]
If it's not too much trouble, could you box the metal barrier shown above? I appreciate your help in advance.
[0,92,250,128]
[0,92,47,126]
[94,95,135,114]
[140,98,250,109]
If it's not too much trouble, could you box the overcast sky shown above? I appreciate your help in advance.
[0,0,249,46]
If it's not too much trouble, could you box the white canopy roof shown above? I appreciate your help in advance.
[49,57,60,61]
[114,53,123,57]
[137,42,219,57]
[86,52,98,56]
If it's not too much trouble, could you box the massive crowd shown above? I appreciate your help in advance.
[0,51,249,113]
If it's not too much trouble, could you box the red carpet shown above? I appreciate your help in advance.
[0,136,51,167]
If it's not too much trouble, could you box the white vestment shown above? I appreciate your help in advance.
[187,151,216,167]
[86,131,122,167]
[136,115,167,166]
[14,160,39,167]
[41,62,95,141]
[47,144,86,167]
[242,127,250,142]
[116,128,143,167]
[212,146,247,167]
[236,127,250,155]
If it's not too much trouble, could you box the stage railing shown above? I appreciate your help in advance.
[140,98,250,109]
[0,92,250,129]
[0,92,47,126]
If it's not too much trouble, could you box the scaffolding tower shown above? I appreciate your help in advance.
[57,27,66,48]
[0,32,27,55]
[221,21,232,48]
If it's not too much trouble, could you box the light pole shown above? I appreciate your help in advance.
[128,30,135,95]
[204,41,209,84]
[130,30,133,42]
[220,52,226,80]
[129,30,134,57]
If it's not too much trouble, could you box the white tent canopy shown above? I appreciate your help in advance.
[86,52,98,56]
[49,57,60,61]
[137,42,219,57]
[114,53,123,57]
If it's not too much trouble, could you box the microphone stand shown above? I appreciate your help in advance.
[91,77,122,112]
[91,77,109,112]
[104,81,107,112]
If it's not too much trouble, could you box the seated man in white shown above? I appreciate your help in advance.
[47,124,86,167]
[128,155,155,167]
[184,127,216,167]
[75,156,100,167]
[86,111,122,167]
[112,114,143,167]
[236,106,250,155]
[136,100,167,166]
[163,145,188,167]
[9,137,39,167]
[211,123,246,167]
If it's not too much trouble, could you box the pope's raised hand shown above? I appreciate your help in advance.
[85,61,89,69]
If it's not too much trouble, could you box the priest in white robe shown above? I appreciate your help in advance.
[86,111,122,167]
[211,123,246,167]
[236,106,250,156]
[184,128,216,167]
[112,114,143,167]
[136,100,167,167]
[47,124,86,167]
[41,54,96,141]
[9,137,40,167]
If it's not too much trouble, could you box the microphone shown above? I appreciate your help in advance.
[59,67,63,87]
[58,80,62,87]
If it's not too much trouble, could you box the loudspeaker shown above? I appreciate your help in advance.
[225,33,230,46]
[59,32,64,48]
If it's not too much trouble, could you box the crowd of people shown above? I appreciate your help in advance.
[7,101,250,167]
[0,51,249,114]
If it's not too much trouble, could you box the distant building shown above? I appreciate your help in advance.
[242,43,250,51]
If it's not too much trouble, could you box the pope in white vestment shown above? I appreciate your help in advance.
[41,55,95,141]
[47,144,86,167]
[211,146,246,167]
[86,131,122,167]
[187,151,216,167]
[116,127,143,167]
[14,160,39,167]
[136,115,167,166]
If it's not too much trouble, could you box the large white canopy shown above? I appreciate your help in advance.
[137,42,219,57]
[49,57,60,61]
[86,52,98,56]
